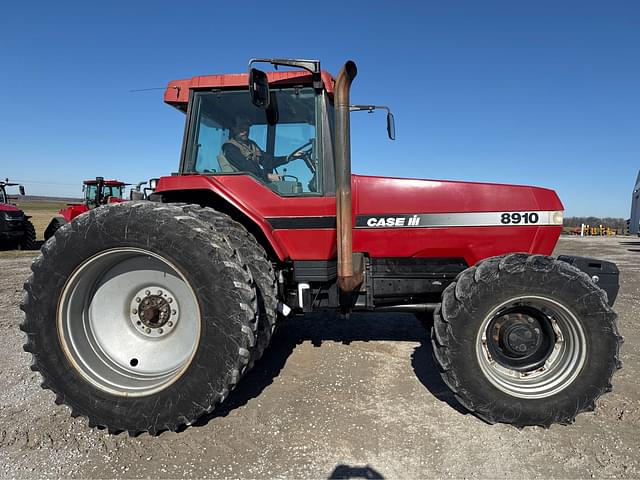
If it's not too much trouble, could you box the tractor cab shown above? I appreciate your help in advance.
[0,180,25,205]
[166,60,392,198]
[82,178,126,208]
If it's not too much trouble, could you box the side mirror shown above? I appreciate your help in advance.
[149,178,159,191]
[387,112,396,140]
[249,68,270,108]
[19,185,25,196]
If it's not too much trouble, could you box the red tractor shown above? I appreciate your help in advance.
[0,179,35,250]
[22,59,622,435]
[44,177,127,240]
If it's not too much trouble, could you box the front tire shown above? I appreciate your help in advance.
[432,253,623,427]
[44,217,65,241]
[21,202,258,435]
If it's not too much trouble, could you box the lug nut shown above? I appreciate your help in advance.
[145,290,150,296]
[146,328,151,333]
[135,297,141,303]
[158,329,163,334]
[132,308,138,314]
[168,321,173,327]
[172,310,177,315]
[157,290,163,295]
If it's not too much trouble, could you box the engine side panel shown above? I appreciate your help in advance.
[155,174,564,266]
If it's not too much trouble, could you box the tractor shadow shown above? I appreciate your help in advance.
[329,464,385,479]
[192,312,466,428]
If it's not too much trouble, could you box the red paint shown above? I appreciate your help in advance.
[57,180,127,223]
[164,71,335,108]
[0,203,21,212]
[60,204,90,223]
[155,173,563,266]
[83,179,126,187]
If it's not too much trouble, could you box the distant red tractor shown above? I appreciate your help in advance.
[23,59,622,435]
[44,177,127,240]
[0,179,35,250]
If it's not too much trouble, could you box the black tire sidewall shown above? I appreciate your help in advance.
[25,203,255,432]
[440,260,618,425]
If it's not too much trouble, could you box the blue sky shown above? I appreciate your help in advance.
[0,0,638,217]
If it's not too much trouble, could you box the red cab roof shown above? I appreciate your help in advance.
[164,70,335,110]
[84,179,126,186]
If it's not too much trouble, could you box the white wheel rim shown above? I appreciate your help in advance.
[475,296,587,399]
[57,248,201,397]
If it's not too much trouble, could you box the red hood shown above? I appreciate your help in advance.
[353,175,564,214]
[0,203,22,213]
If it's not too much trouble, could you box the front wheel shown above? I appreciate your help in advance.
[432,253,623,427]
[21,202,258,435]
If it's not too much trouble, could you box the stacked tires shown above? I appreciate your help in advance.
[21,202,278,435]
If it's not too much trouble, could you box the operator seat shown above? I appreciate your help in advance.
[217,153,238,173]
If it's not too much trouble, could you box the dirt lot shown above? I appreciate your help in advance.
[0,236,638,479]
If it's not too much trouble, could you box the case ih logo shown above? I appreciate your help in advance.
[364,216,421,227]
[356,211,556,228]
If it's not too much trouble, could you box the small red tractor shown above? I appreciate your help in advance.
[0,178,35,250]
[22,59,622,435]
[43,177,127,240]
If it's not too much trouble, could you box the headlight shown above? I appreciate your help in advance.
[551,210,564,225]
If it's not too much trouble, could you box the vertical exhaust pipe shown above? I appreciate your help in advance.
[334,61,363,293]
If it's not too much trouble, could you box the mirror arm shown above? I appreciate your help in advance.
[350,105,391,114]
[349,105,396,140]
[249,58,322,89]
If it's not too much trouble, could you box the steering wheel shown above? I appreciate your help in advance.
[286,140,315,173]
[280,174,299,183]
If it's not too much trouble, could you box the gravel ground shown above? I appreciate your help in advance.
[0,236,638,479]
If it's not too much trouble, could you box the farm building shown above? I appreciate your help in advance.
[631,170,640,235]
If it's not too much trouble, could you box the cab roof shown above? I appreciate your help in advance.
[164,70,335,111]
[84,179,126,186]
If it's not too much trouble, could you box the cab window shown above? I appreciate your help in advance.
[185,87,320,195]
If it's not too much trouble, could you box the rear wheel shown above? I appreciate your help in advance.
[181,206,278,370]
[21,202,257,434]
[432,253,623,427]
[18,220,36,250]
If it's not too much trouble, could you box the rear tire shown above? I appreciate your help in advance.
[19,220,36,250]
[181,206,278,370]
[432,253,623,427]
[21,202,258,435]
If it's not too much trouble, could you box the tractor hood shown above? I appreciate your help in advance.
[352,174,564,265]
[0,203,22,213]
[354,174,563,218]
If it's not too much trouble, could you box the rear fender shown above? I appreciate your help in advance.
[153,178,288,261]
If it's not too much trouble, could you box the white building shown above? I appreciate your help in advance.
[631,170,640,235]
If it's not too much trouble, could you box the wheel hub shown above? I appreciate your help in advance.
[130,286,179,338]
[503,322,542,356]
[486,307,555,371]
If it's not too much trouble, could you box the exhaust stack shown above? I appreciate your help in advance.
[334,61,362,293]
